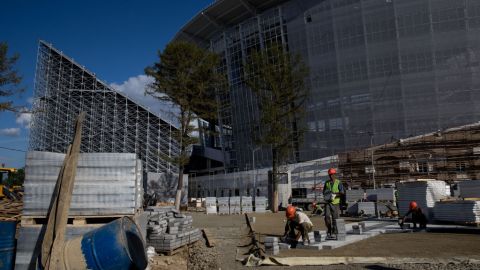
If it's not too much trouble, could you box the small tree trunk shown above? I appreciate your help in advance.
[174,169,184,210]
[272,148,279,213]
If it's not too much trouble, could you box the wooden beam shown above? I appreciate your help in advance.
[41,112,85,270]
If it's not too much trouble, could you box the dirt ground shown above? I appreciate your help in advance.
[148,211,480,270]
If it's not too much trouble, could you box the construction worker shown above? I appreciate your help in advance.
[400,201,427,230]
[323,168,345,240]
[310,201,324,217]
[283,205,313,246]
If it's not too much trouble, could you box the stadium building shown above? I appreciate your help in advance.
[174,0,480,172]
[30,41,180,174]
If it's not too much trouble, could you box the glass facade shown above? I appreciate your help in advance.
[196,0,480,171]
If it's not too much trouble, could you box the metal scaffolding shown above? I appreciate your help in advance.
[29,41,180,174]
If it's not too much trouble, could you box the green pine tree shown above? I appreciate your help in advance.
[145,41,226,209]
[245,44,309,212]
[0,42,24,112]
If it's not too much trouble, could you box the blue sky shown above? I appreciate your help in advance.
[0,0,212,168]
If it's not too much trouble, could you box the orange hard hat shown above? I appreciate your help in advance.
[409,201,418,210]
[328,168,337,175]
[286,205,296,219]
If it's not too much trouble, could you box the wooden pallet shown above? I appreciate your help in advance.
[158,245,187,256]
[21,215,128,226]
[434,220,480,228]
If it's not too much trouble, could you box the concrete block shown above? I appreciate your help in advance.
[264,237,279,243]
[278,243,291,250]
[314,230,322,242]
[265,242,276,248]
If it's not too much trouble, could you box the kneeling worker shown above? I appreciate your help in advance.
[283,205,313,246]
[400,201,427,230]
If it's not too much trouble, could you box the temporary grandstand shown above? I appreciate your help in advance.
[29,41,179,174]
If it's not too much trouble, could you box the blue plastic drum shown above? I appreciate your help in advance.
[63,217,147,270]
[0,221,16,270]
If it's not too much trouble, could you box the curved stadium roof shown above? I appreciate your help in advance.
[173,0,287,46]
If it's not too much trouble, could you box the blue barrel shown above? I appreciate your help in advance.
[64,217,147,270]
[0,221,16,270]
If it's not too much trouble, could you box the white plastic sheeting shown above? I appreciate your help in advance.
[458,180,480,198]
[397,180,446,220]
[434,200,480,223]
[23,151,143,216]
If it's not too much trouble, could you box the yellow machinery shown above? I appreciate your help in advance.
[0,168,17,199]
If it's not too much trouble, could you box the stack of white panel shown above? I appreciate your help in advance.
[458,180,480,198]
[218,197,230,215]
[241,196,253,213]
[255,196,267,213]
[346,189,365,202]
[205,197,217,214]
[397,180,446,220]
[229,196,241,214]
[23,151,143,216]
[366,188,395,201]
[434,200,480,223]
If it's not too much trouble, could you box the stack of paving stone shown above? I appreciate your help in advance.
[229,196,241,214]
[352,224,363,234]
[146,207,201,253]
[241,196,253,213]
[366,188,395,201]
[346,189,365,202]
[458,180,480,198]
[255,196,267,213]
[205,197,217,214]
[433,200,480,223]
[314,230,322,242]
[307,231,315,243]
[336,219,346,241]
[218,197,230,215]
[357,202,376,216]
[264,237,279,255]
[397,180,446,220]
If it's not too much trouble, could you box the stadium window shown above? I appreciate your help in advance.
[456,161,467,172]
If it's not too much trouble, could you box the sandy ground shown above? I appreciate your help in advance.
[149,211,480,270]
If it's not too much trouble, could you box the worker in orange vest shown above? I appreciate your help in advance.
[283,205,313,246]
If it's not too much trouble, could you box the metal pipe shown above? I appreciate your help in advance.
[252,147,260,197]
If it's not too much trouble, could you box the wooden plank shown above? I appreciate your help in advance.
[72,218,87,226]
[202,228,216,248]
[41,112,85,270]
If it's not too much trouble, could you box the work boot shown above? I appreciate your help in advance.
[326,234,336,240]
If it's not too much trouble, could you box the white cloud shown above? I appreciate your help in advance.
[16,111,32,129]
[110,75,179,127]
[0,128,20,137]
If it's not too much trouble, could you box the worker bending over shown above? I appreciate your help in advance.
[400,201,427,230]
[283,205,313,246]
[323,168,345,240]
